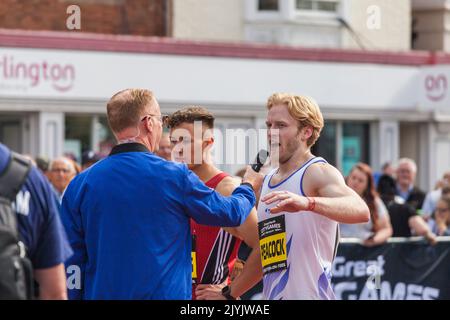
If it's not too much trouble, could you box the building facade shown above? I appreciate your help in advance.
[0,0,169,36]
[412,0,450,51]
[1,30,450,191]
[172,0,411,50]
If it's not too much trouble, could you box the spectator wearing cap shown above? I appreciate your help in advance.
[81,150,102,171]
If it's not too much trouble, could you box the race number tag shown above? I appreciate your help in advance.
[259,215,287,275]
[191,234,197,284]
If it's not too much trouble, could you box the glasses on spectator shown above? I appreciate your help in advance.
[51,168,72,174]
[141,114,169,127]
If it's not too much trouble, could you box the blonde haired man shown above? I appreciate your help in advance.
[259,93,370,299]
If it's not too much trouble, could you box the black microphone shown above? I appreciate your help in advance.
[251,149,269,172]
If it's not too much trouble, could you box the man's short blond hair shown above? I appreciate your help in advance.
[107,88,155,134]
[267,93,324,147]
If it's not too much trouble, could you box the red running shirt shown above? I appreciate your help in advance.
[191,172,242,299]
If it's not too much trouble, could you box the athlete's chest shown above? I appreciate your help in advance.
[269,172,289,186]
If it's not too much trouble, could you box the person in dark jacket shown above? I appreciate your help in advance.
[378,174,436,244]
[0,143,73,299]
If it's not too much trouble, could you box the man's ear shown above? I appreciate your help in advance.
[203,136,214,150]
[301,126,313,142]
[143,117,153,133]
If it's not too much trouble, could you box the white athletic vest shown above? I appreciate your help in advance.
[257,157,339,300]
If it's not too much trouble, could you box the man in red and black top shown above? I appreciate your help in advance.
[168,107,262,300]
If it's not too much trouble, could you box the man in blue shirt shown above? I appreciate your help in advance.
[61,89,262,300]
[0,143,73,299]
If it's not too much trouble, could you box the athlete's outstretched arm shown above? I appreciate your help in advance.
[196,177,263,300]
[263,162,370,224]
[184,165,264,227]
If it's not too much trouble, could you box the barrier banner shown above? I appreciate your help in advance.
[332,240,450,300]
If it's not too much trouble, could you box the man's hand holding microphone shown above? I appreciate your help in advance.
[241,150,270,202]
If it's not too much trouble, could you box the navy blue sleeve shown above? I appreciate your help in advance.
[182,166,255,227]
[60,174,87,300]
[23,167,73,269]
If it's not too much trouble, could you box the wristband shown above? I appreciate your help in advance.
[307,197,316,211]
[221,285,237,300]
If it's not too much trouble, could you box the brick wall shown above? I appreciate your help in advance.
[0,0,167,36]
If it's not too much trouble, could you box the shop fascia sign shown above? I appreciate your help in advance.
[0,53,75,93]
[420,66,450,109]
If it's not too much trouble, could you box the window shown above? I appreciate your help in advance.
[65,115,115,162]
[258,0,279,11]
[312,121,337,167]
[65,116,91,161]
[296,0,339,13]
[312,121,371,176]
[342,122,370,177]
[96,116,115,155]
[0,116,22,153]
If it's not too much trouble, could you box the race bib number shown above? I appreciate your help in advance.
[259,215,287,275]
[191,234,197,284]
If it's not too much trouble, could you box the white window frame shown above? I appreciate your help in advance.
[245,0,285,22]
[246,0,348,25]
[294,0,341,19]
[257,0,281,12]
